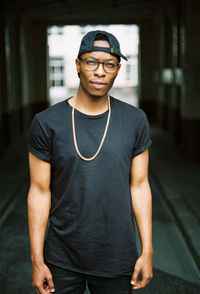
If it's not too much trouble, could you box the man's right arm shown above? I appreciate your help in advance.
[27,152,55,294]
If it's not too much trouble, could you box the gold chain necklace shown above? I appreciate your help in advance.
[72,95,111,161]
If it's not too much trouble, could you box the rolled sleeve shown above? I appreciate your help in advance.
[132,110,152,157]
[28,115,52,163]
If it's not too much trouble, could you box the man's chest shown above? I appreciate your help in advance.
[51,115,136,167]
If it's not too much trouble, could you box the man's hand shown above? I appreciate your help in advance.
[32,263,55,294]
[131,254,153,290]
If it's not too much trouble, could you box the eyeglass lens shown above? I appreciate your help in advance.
[81,58,118,73]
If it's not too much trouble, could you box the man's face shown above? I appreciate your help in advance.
[76,40,121,98]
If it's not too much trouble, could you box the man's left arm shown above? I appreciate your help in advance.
[130,149,153,290]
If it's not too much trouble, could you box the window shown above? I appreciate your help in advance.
[48,26,63,35]
[126,55,138,84]
[49,57,65,87]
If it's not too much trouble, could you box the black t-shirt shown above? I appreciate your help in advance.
[28,96,152,277]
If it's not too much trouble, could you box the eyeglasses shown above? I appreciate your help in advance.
[79,57,120,73]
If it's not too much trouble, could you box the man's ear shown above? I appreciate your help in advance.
[76,58,80,74]
[114,63,121,77]
[117,63,121,72]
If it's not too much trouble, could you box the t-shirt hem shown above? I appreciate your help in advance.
[44,257,133,278]
[28,145,51,163]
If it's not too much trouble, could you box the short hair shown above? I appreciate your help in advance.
[94,33,121,62]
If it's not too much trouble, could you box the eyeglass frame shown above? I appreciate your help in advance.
[78,57,120,73]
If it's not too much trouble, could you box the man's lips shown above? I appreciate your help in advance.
[90,81,107,89]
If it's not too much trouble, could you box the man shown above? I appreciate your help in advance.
[27,30,153,294]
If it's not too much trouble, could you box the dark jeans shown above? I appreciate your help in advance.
[46,262,133,294]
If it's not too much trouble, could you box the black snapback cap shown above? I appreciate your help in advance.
[78,30,128,61]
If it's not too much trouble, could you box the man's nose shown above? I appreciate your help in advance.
[94,62,106,76]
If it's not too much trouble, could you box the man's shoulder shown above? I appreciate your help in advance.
[111,96,145,118]
[35,99,67,123]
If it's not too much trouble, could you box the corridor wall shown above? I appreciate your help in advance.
[0,4,48,155]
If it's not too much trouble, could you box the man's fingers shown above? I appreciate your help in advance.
[46,275,55,292]
[35,288,40,294]
[139,275,149,288]
[131,255,153,289]
[132,273,152,289]
[33,282,48,294]
[131,266,140,286]
[32,263,55,294]
[34,279,54,294]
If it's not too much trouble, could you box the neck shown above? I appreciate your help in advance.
[70,87,109,115]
